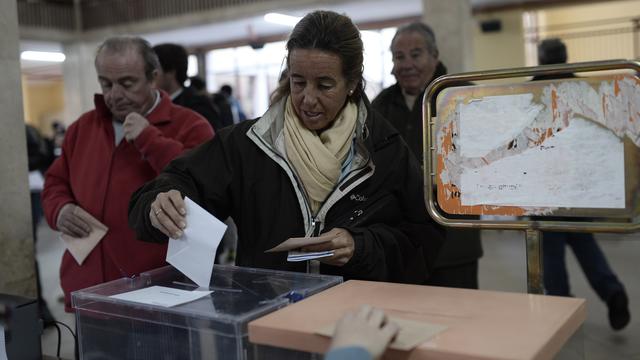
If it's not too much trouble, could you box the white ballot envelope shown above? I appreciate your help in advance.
[110,285,212,307]
[60,206,108,265]
[266,236,334,262]
[166,197,227,288]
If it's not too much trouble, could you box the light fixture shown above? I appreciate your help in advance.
[20,51,66,62]
[264,13,301,27]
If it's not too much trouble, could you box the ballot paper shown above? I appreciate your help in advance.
[110,285,212,307]
[60,206,108,265]
[166,197,227,288]
[265,236,334,262]
[286,250,334,262]
[317,316,447,351]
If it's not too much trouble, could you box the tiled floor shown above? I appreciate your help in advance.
[479,230,639,359]
[37,224,638,359]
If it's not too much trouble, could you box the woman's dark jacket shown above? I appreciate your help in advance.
[129,98,444,284]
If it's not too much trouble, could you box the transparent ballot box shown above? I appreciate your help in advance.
[72,265,342,359]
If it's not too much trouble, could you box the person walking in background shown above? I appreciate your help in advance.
[188,76,208,96]
[212,89,235,129]
[42,36,214,311]
[533,38,631,331]
[129,10,444,285]
[188,76,235,129]
[220,84,247,123]
[372,22,482,289]
[153,43,224,131]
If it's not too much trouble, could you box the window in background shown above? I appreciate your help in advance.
[205,27,398,119]
[187,54,198,77]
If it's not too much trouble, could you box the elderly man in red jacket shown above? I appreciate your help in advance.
[42,36,214,311]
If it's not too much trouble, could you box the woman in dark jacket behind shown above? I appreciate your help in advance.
[128,10,443,284]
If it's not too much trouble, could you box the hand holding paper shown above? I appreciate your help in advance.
[328,305,399,358]
[265,228,355,265]
[60,206,108,265]
[166,197,227,288]
[149,189,188,239]
[318,307,447,352]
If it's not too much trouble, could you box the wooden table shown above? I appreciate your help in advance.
[249,280,586,360]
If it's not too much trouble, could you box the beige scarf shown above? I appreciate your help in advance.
[284,97,358,214]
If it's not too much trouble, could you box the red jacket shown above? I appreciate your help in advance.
[42,92,214,311]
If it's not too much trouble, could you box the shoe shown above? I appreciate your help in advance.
[607,290,630,331]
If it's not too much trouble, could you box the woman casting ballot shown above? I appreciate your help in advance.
[128,10,443,284]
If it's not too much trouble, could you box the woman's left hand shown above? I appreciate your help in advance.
[300,228,355,266]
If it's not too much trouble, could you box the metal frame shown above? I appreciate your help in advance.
[422,59,640,293]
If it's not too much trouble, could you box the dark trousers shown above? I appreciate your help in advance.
[425,260,479,289]
[30,191,45,303]
[543,232,623,301]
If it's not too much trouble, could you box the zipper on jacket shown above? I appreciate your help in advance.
[311,146,374,235]
[309,219,322,237]
[248,127,314,232]
[248,108,375,242]
[307,219,322,274]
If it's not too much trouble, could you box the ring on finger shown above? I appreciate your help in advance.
[154,208,163,216]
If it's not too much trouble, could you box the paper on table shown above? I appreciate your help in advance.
[167,197,227,288]
[60,206,108,265]
[316,316,447,351]
[110,285,212,307]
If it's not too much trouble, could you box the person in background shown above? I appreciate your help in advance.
[187,76,234,128]
[533,38,630,331]
[531,38,576,81]
[220,84,247,123]
[212,89,235,129]
[372,22,482,289]
[188,76,208,96]
[153,43,224,131]
[325,305,398,360]
[41,120,66,166]
[25,124,55,324]
[42,36,214,311]
[129,11,443,285]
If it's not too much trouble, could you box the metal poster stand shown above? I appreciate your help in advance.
[423,60,640,294]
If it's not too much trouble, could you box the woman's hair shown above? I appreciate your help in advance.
[270,10,365,105]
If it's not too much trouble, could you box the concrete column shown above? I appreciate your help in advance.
[422,0,474,74]
[0,0,37,298]
[62,40,100,127]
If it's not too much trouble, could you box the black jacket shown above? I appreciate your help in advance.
[129,98,444,284]
[174,87,224,131]
[372,62,482,268]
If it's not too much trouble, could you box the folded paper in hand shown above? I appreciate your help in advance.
[265,236,334,262]
[284,250,332,262]
[166,197,227,288]
[316,316,447,351]
[60,206,108,265]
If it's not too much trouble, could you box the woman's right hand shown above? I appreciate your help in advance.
[149,190,187,239]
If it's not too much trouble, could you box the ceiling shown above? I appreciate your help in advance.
[18,0,539,81]
[142,0,424,49]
